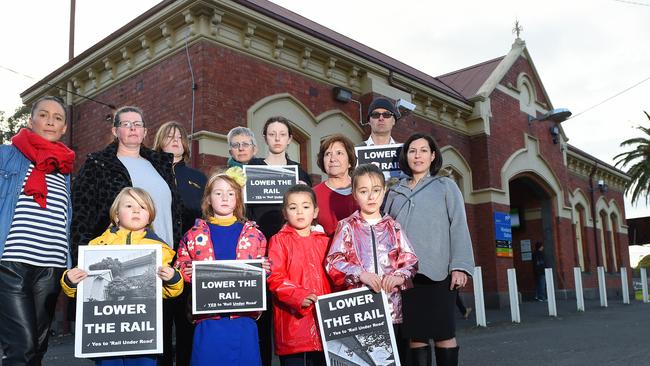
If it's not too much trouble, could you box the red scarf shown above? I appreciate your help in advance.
[11,128,75,208]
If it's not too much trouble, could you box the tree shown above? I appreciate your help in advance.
[0,105,29,144]
[614,111,650,205]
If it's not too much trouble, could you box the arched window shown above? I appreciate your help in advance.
[599,210,611,272]
[574,204,590,272]
[609,213,619,273]
[441,166,465,199]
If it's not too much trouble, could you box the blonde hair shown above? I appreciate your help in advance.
[109,187,156,229]
[153,121,190,162]
[201,171,246,221]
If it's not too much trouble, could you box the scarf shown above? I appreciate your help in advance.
[227,157,244,168]
[11,128,75,208]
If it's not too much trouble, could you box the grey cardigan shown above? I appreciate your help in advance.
[385,175,475,281]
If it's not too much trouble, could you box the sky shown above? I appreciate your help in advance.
[1,0,649,217]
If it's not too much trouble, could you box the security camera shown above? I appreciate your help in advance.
[597,179,605,188]
[396,98,416,112]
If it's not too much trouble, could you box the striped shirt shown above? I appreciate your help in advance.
[2,164,70,267]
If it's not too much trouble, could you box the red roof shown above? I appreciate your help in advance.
[437,56,504,99]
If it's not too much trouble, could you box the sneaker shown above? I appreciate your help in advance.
[464,307,473,319]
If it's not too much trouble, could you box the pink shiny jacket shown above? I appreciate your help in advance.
[326,211,418,323]
[174,219,266,323]
[267,224,331,355]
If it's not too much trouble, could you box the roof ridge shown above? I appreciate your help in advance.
[437,55,505,78]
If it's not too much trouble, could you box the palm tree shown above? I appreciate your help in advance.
[614,111,650,205]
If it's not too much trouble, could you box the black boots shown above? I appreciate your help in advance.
[434,346,459,366]
[409,345,459,366]
[411,345,432,366]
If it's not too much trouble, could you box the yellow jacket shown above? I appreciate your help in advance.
[61,227,183,299]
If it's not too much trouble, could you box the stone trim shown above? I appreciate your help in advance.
[566,149,629,191]
[21,0,473,134]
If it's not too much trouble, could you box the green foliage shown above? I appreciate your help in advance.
[89,257,123,278]
[0,105,29,144]
[614,111,650,205]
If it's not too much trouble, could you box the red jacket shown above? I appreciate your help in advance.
[267,224,331,355]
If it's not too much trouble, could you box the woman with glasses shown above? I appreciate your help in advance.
[384,133,474,366]
[226,126,258,167]
[152,121,206,366]
[71,106,183,261]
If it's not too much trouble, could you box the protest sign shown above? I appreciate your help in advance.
[192,259,266,314]
[316,287,400,366]
[75,245,163,358]
[355,143,403,179]
[243,165,298,203]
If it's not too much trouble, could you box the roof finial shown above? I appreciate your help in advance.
[512,19,523,39]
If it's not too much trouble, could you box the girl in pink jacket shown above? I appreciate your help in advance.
[326,164,418,365]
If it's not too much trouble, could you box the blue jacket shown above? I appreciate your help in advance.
[0,145,72,265]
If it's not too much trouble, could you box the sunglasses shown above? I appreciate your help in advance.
[369,111,395,119]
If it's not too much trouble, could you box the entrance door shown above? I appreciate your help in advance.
[509,175,556,300]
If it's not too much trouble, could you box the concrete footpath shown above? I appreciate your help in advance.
[4,298,649,365]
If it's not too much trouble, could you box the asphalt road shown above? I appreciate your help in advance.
[457,299,650,366]
[3,298,648,365]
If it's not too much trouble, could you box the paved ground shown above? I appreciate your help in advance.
[457,298,650,366]
[3,298,649,365]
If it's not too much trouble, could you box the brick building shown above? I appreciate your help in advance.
[22,0,631,307]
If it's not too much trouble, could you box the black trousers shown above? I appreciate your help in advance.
[258,291,273,366]
[159,287,195,366]
[279,351,325,366]
[0,261,64,366]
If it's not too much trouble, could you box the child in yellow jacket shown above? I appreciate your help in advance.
[61,187,182,366]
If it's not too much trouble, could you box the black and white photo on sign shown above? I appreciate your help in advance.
[75,245,163,359]
[316,287,400,366]
[355,144,403,178]
[192,259,266,314]
[243,165,298,204]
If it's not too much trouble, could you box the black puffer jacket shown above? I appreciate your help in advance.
[71,143,183,263]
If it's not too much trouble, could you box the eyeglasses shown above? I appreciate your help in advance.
[229,141,254,149]
[369,111,394,119]
[117,121,145,129]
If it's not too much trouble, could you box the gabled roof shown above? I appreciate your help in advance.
[437,56,504,100]
[438,38,553,107]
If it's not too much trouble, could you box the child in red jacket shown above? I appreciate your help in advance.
[267,185,331,366]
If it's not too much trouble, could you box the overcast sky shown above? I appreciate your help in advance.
[2,0,649,217]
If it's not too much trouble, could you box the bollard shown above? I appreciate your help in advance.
[573,267,585,312]
[545,268,557,316]
[621,267,630,304]
[641,267,649,303]
[473,266,487,327]
[597,266,608,307]
[507,268,520,323]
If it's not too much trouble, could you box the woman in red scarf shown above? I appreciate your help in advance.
[0,96,75,365]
